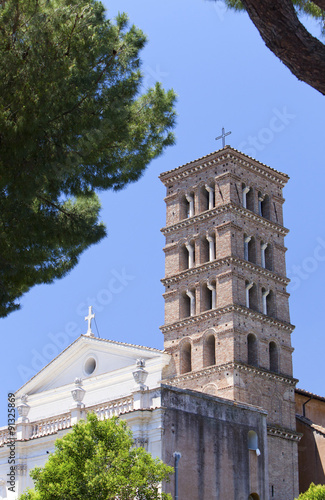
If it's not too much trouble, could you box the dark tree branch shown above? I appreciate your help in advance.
[37,195,78,220]
[240,0,325,95]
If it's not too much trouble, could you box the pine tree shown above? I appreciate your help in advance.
[0,0,176,317]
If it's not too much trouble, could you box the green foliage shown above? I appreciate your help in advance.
[0,0,176,316]
[295,483,325,500]
[19,414,173,500]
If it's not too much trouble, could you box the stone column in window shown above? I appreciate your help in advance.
[207,282,216,309]
[246,282,253,308]
[207,234,215,261]
[185,242,195,268]
[262,289,270,315]
[205,184,214,210]
[242,186,250,208]
[258,193,265,216]
[261,243,268,268]
[185,193,194,218]
[244,236,251,261]
[186,289,196,317]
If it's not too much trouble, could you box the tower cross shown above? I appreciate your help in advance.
[215,127,231,148]
[85,306,95,336]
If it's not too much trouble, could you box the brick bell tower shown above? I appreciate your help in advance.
[160,146,300,500]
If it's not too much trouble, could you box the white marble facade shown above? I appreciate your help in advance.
[0,335,171,499]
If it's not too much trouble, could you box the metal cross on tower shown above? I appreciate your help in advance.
[85,305,95,336]
[215,127,231,148]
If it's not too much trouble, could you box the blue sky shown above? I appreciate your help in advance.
[1,0,324,423]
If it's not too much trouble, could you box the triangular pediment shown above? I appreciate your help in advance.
[16,335,166,396]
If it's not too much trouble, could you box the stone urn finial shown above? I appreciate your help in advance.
[17,394,30,422]
[71,378,86,406]
[132,359,148,391]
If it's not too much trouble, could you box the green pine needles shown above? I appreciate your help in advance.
[0,0,176,316]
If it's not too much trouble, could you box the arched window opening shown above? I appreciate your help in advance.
[246,282,258,311]
[181,342,192,374]
[244,235,256,263]
[181,292,191,319]
[265,244,272,271]
[269,341,279,373]
[180,195,188,220]
[201,282,216,311]
[200,237,209,264]
[204,335,216,367]
[179,244,188,271]
[247,188,254,212]
[258,192,270,220]
[248,430,258,450]
[180,193,195,220]
[266,290,275,318]
[243,183,254,211]
[200,185,209,212]
[247,334,258,366]
[181,290,196,318]
[248,494,260,500]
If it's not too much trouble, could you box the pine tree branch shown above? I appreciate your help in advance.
[241,0,325,95]
[48,55,115,124]
[36,195,78,221]
[311,0,325,10]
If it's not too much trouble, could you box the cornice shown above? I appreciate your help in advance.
[159,147,289,186]
[161,257,289,286]
[162,361,298,386]
[161,203,289,236]
[160,304,294,334]
[267,424,302,442]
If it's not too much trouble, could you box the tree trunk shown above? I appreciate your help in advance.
[241,0,325,95]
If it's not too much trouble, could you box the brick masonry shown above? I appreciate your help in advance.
[160,146,299,499]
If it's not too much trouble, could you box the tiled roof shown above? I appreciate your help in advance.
[159,145,289,180]
[295,387,325,402]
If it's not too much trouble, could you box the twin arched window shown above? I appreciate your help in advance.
[180,334,216,374]
[247,334,279,372]
[180,185,215,221]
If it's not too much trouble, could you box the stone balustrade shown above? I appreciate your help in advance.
[30,414,72,439]
[0,429,11,446]
[86,397,134,420]
[0,394,138,446]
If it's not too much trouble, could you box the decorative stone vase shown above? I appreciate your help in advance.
[71,378,86,405]
[132,359,148,390]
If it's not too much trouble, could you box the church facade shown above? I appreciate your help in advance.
[0,146,324,500]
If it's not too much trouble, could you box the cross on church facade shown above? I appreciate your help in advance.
[85,306,95,336]
[215,127,231,148]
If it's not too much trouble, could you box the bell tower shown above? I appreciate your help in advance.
[160,146,300,500]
